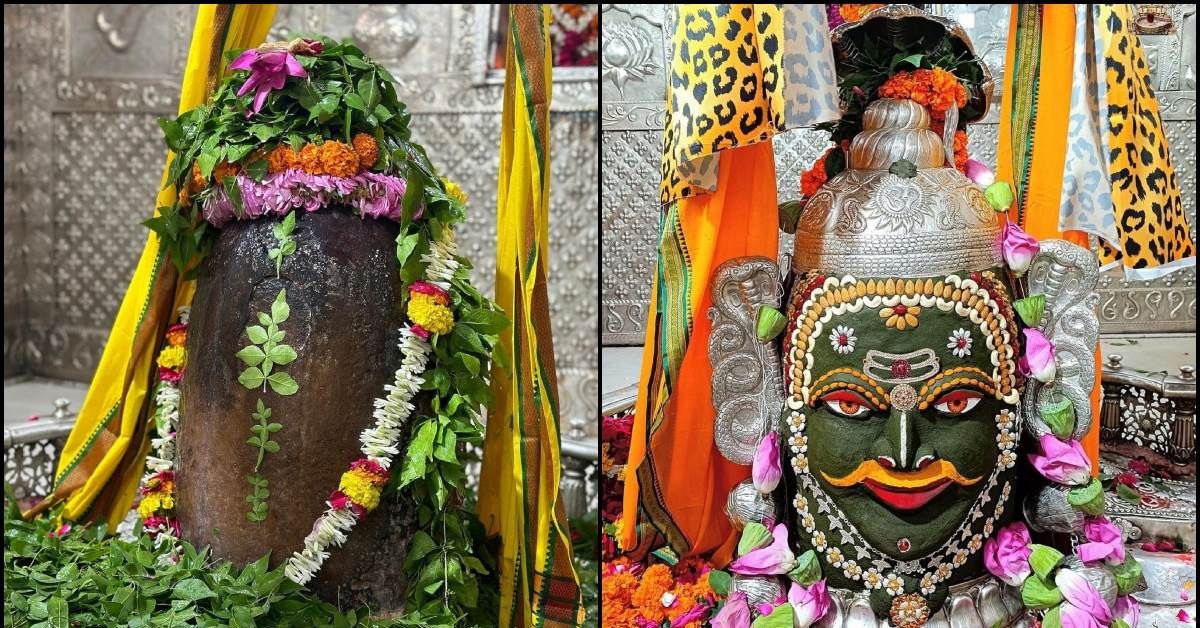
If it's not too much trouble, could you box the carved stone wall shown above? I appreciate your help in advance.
[601,4,1198,345]
[4,5,598,439]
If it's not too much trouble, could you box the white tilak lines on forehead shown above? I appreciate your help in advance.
[784,273,1019,411]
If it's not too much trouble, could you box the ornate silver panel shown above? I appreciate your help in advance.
[1021,241,1102,441]
[4,5,598,441]
[600,4,1197,345]
[707,257,785,465]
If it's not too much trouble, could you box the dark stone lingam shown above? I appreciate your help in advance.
[177,207,414,609]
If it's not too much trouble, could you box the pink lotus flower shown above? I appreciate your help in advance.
[48,523,71,538]
[1019,327,1057,383]
[710,591,751,628]
[1056,568,1113,626]
[1001,221,1040,275]
[1077,517,1126,564]
[789,580,832,628]
[752,432,782,493]
[728,524,796,575]
[965,159,996,186]
[983,521,1033,586]
[1029,434,1092,485]
[671,602,712,627]
[1113,595,1140,628]
[229,47,308,116]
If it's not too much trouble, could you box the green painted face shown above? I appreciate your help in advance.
[782,270,1021,612]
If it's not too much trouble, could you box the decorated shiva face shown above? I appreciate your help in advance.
[782,269,1023,613]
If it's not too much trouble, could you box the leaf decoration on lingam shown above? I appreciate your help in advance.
[267,211,298,278]
[237,289,299,396]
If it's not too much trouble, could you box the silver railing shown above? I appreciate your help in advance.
[4,396,599,519]
[1100,356,1197,466]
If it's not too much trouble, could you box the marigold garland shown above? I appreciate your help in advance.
[878,68,968,121]
[600,557,719,628]
[351,133,378,168]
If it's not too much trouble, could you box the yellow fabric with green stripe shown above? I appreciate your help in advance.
[478,5,583,627]
[27,5,277,530]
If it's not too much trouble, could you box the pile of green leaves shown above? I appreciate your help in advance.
[147,35,440,277]
[817,18,988,145]
[2,488,447,627]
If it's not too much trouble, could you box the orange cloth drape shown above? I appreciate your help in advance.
[622,141,780,565]
[997,5,1101,470]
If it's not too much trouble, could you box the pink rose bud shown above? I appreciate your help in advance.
[788,580,832,628]
[752,432,782,494]
[1001,221,1041,275]
[1019,327,1057,384]
[965,159,996,186]
[1028,434,1092,486]
[983,521,1033,586]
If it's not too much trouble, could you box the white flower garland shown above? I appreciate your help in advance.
[284,228,459,585]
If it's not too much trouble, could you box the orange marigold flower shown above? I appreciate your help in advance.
[213,161,239,182]
[298,143,325,175]
[953,130,969,172]
[178,184,191,207]
[352,133,379,169]
[800,146,840,198]
[267,145,299,174]
[318,140,359,178]
[839,4,884,22]
[190,162,207,191]
[879,68,968,121]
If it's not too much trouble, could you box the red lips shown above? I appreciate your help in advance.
[861,477,953,511]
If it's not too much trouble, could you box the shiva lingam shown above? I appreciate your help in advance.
[707,7,1122,627]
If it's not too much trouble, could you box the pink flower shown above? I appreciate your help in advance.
[1001,221,1040,275]
[671,602,712,627]
[1179,609,1192,623]
[48,523,71,538]
[983,521,1033,586]
[328,490,367,519]
[1113,595,1140,628]
[1113,472,1139,487]
[410,324,431,341]
[1077,517,1125,564]
[229,48,308,116]
[26,413,40,422]
[1029,434,1092,485]
[1019,327,1057,383]
[159,366,182,384]
[409,280,450,300]
[752,432,782,493]
[965,159,996,186]
[1056,568,1113,626]
[1128,458,1151,476]
[789,580,832,628]
[728,524,796,575]
[705,593,744,628]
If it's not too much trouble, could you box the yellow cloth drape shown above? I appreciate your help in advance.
[24,4,277,529]
[478,5,583,627]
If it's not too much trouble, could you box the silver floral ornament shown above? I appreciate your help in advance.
[725,479,777,530]
[731,574,785,616]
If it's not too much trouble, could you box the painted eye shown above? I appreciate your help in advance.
[933,389,983,416]
[821,390,872,418]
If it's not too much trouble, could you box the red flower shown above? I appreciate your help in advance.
[159,367,183,384]
[329,490,368,519]
[1157,538,1177,552]
[1114,472,1140,488]
[1129,458,1152,476]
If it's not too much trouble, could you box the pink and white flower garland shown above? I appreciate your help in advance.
[202,169,408,228]
[283,227,460,585]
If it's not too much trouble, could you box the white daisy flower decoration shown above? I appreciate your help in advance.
[947,328,973,357]
[883,573,905,596]
[863,568,884,590]
[827,547,845,567]
[920,573,937,595]
[843,560,862,579]
[813,531,828,551]
[828,325,857,354]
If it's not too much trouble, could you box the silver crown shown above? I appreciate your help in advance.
[792,98,1001,278]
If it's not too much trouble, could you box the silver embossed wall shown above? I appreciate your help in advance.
[3,5,598,438]
[601,4,1197,346]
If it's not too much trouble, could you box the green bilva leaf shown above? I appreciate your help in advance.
[1021,573,1063,610]
[788,549,822,585]
[174,578,216,602]
[267,372,299,396]
[281,210,296,236]
[271,291,290,323]
[398,420,438,486]
[460,308,510,334]
[358,72,380,111]
[405,531,437,568]
[258,312,273,327]
[246,325,269,344]
[197,150,219,180]
[238,367,265,390]
[1014,294,1046,327]
[1066,477,1105,516]
[262,440,280,454]
[750,603,792,628]
[778,199,803,234]
[158,118,183,151]
[459,353,480,377]
[1111,553,1146,595]
[270,330,285,343]
[396,232,420,266]
[1116,483,1141,504]
[235,345,267,367]
[1039,394,1076,439]
[755,305,787,342]
[246,436,261,447]
[268,344,297,366]
[1029,544,1065,580]
[280,239,297,255]
[343,92,367,111]
[891,52,924,71]
[433,428,458,463]
[1042,604,1064,628]
[266,422,282,433]
[737,522,772,556]
[708,570,732,596]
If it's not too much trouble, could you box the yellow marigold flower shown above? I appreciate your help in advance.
[298,144,325,175]
[157,345,186,370]
[407,297,454,335]
[318,140,359,178]
[352,133,378,169]
[267,145,299,174]
[338,470,382,511]
[441,177,468,205]
[137,492,174,519]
